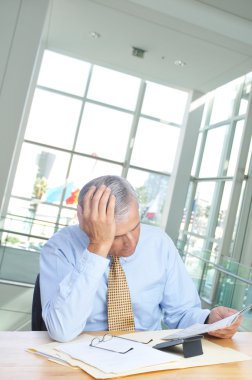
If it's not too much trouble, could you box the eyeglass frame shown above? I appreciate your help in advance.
[89,333,153,354]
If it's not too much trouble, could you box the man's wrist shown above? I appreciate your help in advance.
[88,242,111,257]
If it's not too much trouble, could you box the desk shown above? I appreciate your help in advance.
[0,331,251,380]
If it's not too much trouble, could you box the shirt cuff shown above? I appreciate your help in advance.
[76,248,110,277]
[200,309,211,324]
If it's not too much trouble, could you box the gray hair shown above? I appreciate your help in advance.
[78,175,138,222]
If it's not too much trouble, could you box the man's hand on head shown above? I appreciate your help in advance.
[206,306,242,339]
[77,185,116,257]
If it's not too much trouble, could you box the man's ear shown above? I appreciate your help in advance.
[77,205,83,224]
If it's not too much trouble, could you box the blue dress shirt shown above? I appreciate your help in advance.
[40,223,210,342]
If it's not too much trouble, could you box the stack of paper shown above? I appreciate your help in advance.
[55,336,179,373]
[28,330,251,379]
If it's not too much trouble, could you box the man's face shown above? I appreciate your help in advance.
[109,201,140,257]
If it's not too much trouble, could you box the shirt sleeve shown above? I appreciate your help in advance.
[40,236,109,342]
[161,236,210,328]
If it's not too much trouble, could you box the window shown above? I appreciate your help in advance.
[179,73,252,321]
[131,118,180,173]
[37,50,90,96]
[4,49,189,249]
[142,82,188,124]
[25,89,82,149]
[87,66,141,110]
[75,103,133,162]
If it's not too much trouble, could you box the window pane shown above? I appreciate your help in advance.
[58,208,78,227]
[239,79,251,115]
[37,50,91,96]
[87,66,141,110]
[239,93,249,115]
[66,155,122,202]
[25,89,82,149]
[231,180,246,254]
[227,120,244,176]
[1,230,45,252]
[131,117,180,173]
[127,168,169,227]
[210,79,240,124]
[7,198,32,220]
[141,82,189,124]
[179,182,195,233]
[12,143,71,203]
[30,204,58,239]
[215,181,232,242]
[76,103,133,161]
[190,182,216,236]
[5,200,35,236]
[184,254,205,291]
[200,263,216,301]
[183,235,205,256]
[3,202,55,250]
[199,126,227,177]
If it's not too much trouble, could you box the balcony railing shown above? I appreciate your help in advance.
[177,241,252,332]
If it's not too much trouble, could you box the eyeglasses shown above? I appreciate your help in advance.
[89,334,153,354]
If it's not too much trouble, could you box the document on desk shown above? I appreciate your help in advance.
[28,330,252,379]
[55,337,179,373]
[164,303,252,340]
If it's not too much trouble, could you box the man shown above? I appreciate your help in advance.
[40,175,241,342]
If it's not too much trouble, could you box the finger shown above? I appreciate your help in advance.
[213,331,234,339]
[228,318,240,330]
[83,186,96,217]
[107,194,116,221]
[90,185,107,217]
[98,187,112,217]
[208,329,231,338]
[208,330,224,338]
[208,322,239,338]
[226,307,238,316]
[237,316,242,324]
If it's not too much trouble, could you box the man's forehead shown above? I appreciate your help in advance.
[115,204,140,236]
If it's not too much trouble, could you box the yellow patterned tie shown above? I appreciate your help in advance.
[107,256,135,332]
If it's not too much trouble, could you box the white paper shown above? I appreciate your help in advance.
[55,335,180,373]
[164,303,252,340]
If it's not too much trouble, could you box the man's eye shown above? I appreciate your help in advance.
[114,235,124,240]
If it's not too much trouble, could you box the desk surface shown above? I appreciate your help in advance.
[0,331,251,380]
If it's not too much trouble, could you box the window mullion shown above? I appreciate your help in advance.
[121,81,146,178]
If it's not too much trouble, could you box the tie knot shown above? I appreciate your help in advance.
[112,256,120,264]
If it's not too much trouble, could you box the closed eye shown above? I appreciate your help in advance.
[114,222,140,239]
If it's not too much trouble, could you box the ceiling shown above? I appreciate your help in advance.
[45,0,252,93]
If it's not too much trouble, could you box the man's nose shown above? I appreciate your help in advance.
[123,232,135,246]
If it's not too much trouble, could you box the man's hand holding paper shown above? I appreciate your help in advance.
[206,306,242,339]
[164,304,252,341]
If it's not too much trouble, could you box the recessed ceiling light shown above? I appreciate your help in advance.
[89,31,101,39]
[174,59,186,67]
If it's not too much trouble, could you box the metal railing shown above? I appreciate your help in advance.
[177,243,252,331]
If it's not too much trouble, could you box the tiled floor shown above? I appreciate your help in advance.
[0,282,33,330]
